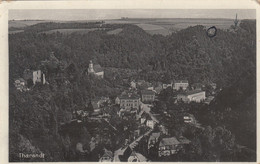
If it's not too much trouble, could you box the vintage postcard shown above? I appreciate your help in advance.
[0,0,259,163]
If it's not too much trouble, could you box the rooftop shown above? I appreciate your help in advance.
[174,80,188,83]
[159,137,180,147]
[119,93,140,100]
[179,90,205,96]
[141,90,155,95]
[178,136,191,144]
[149,132,161,141]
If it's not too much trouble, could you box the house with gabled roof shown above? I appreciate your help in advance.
[116,93,141,110]
[158,136,191,157]
[158,137,180,157]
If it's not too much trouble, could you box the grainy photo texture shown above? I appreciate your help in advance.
[9,9,256,162]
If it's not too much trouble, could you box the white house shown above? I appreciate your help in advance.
[146,120,156,129]
[173,80,189,90]
[177,90,205,103]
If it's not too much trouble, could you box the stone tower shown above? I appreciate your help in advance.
[234,14,239,29]
[88,60,94,73]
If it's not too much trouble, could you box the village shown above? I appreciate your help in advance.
[13,52,219,162]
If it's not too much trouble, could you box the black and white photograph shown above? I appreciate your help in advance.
[6,4,257,163]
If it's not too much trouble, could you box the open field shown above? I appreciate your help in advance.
[136,23,171,36]
[9,20,50,28]
[9,18,238,36]
[40,28,99,34]
[9,30,25,34]
[107,28,123,35]
[106,18,236,36]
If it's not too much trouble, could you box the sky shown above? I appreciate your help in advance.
[9,9,256,21]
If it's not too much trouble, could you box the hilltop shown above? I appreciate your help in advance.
[9,18,238,36]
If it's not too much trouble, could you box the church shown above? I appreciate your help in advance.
[87,60,104,78]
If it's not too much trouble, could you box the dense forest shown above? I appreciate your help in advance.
[9,19,256,161]
[9,20,255,86]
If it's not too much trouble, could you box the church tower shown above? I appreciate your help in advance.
[88,60,94,73]
[234,13,239,29]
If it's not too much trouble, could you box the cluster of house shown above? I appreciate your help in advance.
[139,110,192,158]
[129,79,216,104]
[148,132,191,157]
[14,69,46,92]
[100,132,190,161]
[91,97,111,116]
[74,80,210,161]
[130,79,189,93]
[113,111,191,160]
[112,79,216,133]
[115,89,155,107]
[136,109,158,129]
[74,96,112,120]
[114,90,156,121]
[99,145,148,162]
[161,80,207,103]
[75,128,148,162]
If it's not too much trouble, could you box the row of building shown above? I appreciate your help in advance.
[131,80,190,92]
[131,79,216,93]
[114,89,207,111]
